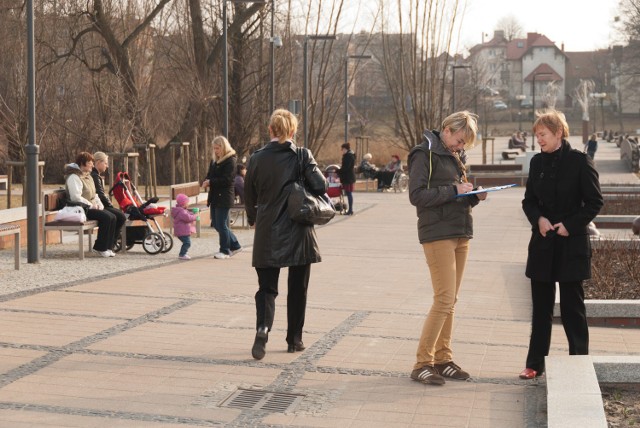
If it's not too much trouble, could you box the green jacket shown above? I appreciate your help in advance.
[408,130,479,243]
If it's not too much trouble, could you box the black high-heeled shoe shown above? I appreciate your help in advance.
[252,326,269,360]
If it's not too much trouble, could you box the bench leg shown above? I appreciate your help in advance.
[196,217,201,238]
[122,224,127,253]
[14,231,20,270]
[79,229,85,260]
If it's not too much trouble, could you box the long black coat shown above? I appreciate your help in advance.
[204,155,236,208]
[244,141,327,268]
[338,150,356,185]
[522,140,603,282]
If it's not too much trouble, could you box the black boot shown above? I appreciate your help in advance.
[252,326,269,360]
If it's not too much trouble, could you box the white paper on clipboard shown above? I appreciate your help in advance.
[454,183,517,197]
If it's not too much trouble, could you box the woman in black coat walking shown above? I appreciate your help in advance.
[519,110,603,380]
[244,109,327,360]
[338,142,356,215]
[202,136,241,259]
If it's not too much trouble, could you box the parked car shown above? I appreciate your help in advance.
[493,100,508,110]
[520,99,533,108]
[480,86,500,97]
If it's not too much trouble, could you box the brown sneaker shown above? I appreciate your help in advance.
[434,361,470,380]
[410,365,445,385]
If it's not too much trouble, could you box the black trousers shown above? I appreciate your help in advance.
[87,208,118,252]
[525,280,589,372]
[104,206,126,248]
[255,264,311,345]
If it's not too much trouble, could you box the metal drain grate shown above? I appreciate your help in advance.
[220,389,304,413]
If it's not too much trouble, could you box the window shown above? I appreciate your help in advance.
[517,41,524,48]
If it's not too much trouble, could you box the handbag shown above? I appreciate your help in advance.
[54,205,87,223]
[287,148,336,226]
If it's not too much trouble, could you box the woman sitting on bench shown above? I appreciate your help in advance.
[65,152,119,258]
[508,132,527,152]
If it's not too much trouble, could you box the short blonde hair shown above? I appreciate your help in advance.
[269,109,298,143]
[212,135,236,160]
[441,111,478,148]
[363,153,372,160]
[533,109,570,139]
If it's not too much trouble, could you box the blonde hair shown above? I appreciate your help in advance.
[212,136,236,161]
[269,109,298,143]
[363,153,372,160]
[441,111,478,148]
[533,109,570,139]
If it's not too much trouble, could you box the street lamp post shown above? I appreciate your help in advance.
[451,65,471,112]
[344,54,371,147]
[303,34,337,148]
[515,94,526,131]
[531,72,552,150]
[26,0,39,263]
[269,0,283,113]
[223,0,265,138]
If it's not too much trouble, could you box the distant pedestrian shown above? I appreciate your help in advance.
[585,134,598,160]
[171,193,197,260]
[408,111,487,385]
[235,164,246,204]
[202,136,242,259]
[519,110,603,380]
[338,142,356,215]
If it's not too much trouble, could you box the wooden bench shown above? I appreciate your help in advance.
[42,190,98,260]
[0,174,7,191]
[169,182,209,237]
[0,224,20,270]
[501,150,521,161]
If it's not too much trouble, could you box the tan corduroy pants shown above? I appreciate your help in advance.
[414,238,469,370]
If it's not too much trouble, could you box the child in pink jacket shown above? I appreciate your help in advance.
[171,193,197,260]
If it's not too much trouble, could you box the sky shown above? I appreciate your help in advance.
[457,0,620,52]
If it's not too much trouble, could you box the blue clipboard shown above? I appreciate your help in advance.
[454,183,517,197]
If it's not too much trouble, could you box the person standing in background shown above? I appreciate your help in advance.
[338,143,356,215]
[202,136,242,259]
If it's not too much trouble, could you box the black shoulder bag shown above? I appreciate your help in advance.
[287,148,336,226]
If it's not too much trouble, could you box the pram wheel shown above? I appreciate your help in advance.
[160,233,173,253]
[142,232,164,255]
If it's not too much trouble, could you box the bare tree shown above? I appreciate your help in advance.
[495,15,523,41]
[377,0,465,151]
[573,79,595,143]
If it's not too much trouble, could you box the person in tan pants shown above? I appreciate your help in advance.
[407,111,487,385]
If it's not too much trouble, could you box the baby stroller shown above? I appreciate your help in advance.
[110,172,174,255]
[324,164,347,215]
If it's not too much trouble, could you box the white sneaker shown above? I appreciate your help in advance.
[230,247,243,256]
[107,250,116,257]
[214,252,230,259]
[179,255,191,260]
[93,249,111,258]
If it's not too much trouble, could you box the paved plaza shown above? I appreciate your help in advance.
[0,136,639,427]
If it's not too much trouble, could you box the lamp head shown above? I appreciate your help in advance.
[271,36,283,48]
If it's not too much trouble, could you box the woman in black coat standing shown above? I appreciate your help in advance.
[519,110,603,380]
[202,136,241,259]
[338,142,356,215]
[244,109,327,360]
